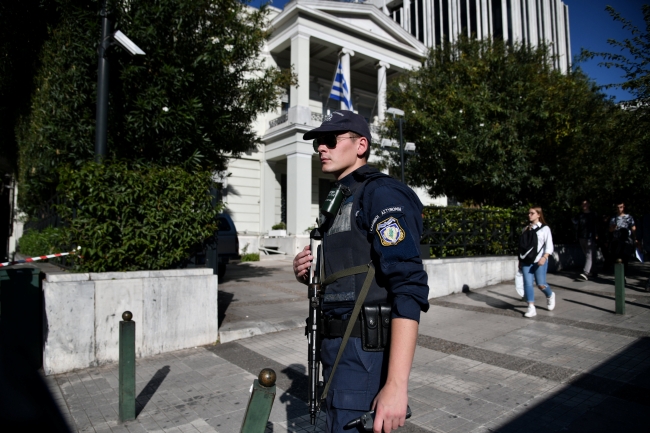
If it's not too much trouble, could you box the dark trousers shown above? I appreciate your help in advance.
[321,337,387,432]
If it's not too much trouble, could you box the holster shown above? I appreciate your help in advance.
[360,304,391,352]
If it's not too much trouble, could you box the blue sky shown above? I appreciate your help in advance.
[248,0,647,102]
[564,0,647,101]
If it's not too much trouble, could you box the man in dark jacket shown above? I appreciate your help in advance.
[293,110,429,432]
[573,200,598,281]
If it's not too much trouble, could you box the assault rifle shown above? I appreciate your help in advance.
[306,227,323,425]
[306,184,345,425]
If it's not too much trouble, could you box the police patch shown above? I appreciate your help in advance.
[376,216,406,247]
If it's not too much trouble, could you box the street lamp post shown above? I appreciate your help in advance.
[386,107,410,183]
[95,1,113,163]
[398,116,405,183]
[94,0,145,163]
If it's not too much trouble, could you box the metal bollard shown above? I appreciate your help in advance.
[615,259,625,315]
[240,368,277,433]
[119,311,136,422]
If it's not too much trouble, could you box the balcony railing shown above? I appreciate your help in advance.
[269,111,382,133]
[268,113,288,128]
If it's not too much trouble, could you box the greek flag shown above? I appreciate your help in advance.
[330,60,353,110]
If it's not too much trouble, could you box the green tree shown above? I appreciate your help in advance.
[16,0,291,215]
[578,5,650,214]
[580,5,650,107]
[0,0,59,175]
[385,36,627,210]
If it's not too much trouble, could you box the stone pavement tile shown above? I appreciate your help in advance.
[206,411,246,432]
[520,362,577,382]
[124,423,148,433]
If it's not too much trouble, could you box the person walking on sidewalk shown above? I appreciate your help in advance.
[609,201,637,274]
[573,200,598,281]
[293,110,429,432]
[521,207,556,318]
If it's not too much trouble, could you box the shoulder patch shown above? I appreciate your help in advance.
[376,216,406,247]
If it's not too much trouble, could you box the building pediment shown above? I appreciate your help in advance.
[268,0,427,61]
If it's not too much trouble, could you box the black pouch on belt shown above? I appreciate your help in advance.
[360,304,391,352]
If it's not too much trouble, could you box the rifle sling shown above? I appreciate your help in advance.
[319,262,376,404]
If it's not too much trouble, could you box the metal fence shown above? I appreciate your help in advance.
[24,195,63,232]
[421,207,524,258]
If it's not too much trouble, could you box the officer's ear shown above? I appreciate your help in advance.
[356,136,369,160]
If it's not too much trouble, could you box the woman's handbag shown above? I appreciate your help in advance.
[515,268,524,298]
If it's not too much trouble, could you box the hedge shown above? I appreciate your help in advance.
[55,162,219,272]
[421,206,527,258]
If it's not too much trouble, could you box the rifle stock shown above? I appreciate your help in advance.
[307,228,323,425]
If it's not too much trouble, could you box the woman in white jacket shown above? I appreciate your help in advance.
[521,206,556,318]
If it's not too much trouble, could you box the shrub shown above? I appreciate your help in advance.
[421,206,527,258]
[240,253,260,262]
[18,227,64,258]
[272,222,286,230]
[56,161,219,272]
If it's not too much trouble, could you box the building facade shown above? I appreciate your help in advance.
[224,0,570,256]
[370,0,571,72]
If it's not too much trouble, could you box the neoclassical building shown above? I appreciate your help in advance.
[371,0,571,72]
[225,0,570,255]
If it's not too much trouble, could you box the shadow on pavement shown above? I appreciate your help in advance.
[562,298,614,314]
[488,290,523,303]
[463,285,519,311]
[136,365,170,416]
[492,337,650,432]
[553,284,650,311]
[220,262,277,283]
[217,291,235,327]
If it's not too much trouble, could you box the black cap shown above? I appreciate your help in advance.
[303,110,371,144]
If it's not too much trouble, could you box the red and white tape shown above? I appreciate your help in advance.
[1,246,82,268]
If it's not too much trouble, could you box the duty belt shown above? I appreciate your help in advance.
[322,316,362,339]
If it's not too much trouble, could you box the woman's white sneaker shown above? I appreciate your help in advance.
[524,305,537,318]
[547,292,556,311]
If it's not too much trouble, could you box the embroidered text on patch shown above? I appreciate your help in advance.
[376,216,406,246]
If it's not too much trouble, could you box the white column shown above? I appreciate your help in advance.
[286,152,313,236]
[542,0,552,43]
[261,160,277,233]
[482,0,491,38]
[511,0,522,42]
[521,0,529,45]
[448,0,455,42]
[289,31,311,124]
[555,0,567,73]
[404,0,411,33]
[290,32,310,108]
[528,0,538,47]
[339,48,355,111]
[376,61,390,122]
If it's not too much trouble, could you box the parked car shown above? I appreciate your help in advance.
[215,213,239,280]
[178,213,238,282]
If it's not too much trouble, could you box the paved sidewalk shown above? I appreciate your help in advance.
[45,261,650,433]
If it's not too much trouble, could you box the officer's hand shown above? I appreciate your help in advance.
[293,245,313,285]
[371,383,408,432]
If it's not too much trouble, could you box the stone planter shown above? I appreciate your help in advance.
[42,268,217,375]
[269,229,287,237]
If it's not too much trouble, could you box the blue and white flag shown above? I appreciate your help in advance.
[330,60,353,110]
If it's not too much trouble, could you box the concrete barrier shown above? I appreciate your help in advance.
[423,256,519,298]
[422,245,598,299]
[42,268,218,376]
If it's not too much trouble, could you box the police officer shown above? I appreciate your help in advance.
[293,110,429,432]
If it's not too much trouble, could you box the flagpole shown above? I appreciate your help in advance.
[326,57,340,112]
